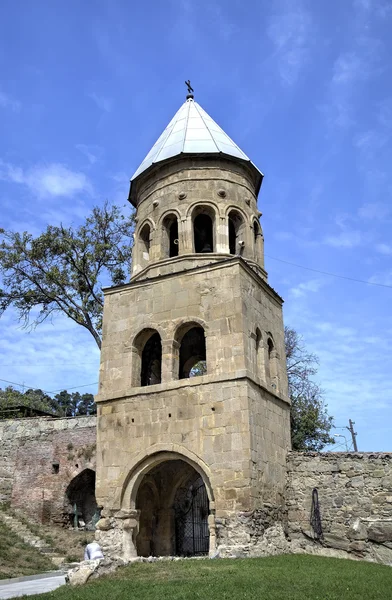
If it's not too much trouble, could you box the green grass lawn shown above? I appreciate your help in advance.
[28,554,392,600]
[0,519,53,580]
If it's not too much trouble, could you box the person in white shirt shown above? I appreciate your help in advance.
[84,541,104,561]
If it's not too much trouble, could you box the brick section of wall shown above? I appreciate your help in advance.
[286,452,392,564]
[0,416,97,523]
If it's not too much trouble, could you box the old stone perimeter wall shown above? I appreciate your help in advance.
[286,452,392,565]
[0,416,97,524]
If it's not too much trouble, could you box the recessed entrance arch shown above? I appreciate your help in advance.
[123,451,214,558]
[65,468,98,528]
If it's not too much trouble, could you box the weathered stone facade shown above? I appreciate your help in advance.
[286,452,392,564]
[95,101,292,559]
[0,416,97,524]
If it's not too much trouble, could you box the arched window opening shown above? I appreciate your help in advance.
[140,223,151,261]
[162,215,179,258]
[229,219,236,254]
[141,332,162,386]
[267,337,274,359]
[266,335,279,391]
[253,219,263,264]
[228,210,245,255]
[179,326,206,379]
[253,220,260,243]
[194,214,213,253]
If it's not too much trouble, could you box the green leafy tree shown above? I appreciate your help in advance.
[285,326,334,451]
[0,386,56,418]
[0,203,134,349]
[53,390,96,416]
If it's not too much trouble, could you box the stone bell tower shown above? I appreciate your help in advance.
[95,88,291,559]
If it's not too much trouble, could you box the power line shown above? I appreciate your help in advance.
[265,254,392,289]
[47,382,98,393]
[0,377,98,395]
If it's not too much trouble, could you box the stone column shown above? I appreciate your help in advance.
[122,510,140,559]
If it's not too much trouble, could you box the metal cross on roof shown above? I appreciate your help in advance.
[185,80,194,98]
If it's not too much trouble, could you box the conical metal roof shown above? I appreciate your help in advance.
[130,97,261,181]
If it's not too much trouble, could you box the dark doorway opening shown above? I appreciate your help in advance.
[65,468,97,528]
[135,459,210,557]
[174,475,209,556]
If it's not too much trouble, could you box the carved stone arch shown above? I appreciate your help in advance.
[135,217,157,236]
[157,208,182,227]
[224,204,248,221]
[120,448,215,558]
[172,316,209,336]
[185,200,222,219]
[120,446,215,510]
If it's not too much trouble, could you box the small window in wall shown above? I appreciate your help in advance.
[139,223,151,261]
[163,215,179,258]
[179,326,207,379]
[255,328,262,377]
[229,219,236,254]
[253,219,263,263]
[194,214,214,253]
[141,332,162,386]
[253,220,260,244]
[267,337,274,359]
[228,210,245,255]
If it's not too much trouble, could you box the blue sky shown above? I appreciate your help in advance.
[1,0,391,451]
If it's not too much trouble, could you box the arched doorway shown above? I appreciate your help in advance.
[65,468,98,528]
[135,459,210,557]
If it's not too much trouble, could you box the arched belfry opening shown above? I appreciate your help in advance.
[175,324,207,379]
[228,209,245,255]
[139,223,151,262]
[162,214,179,258]
[133,329,162,387]
[65,469,98,528]
[253,219,263,263]
[141,333,162,386]
[192,206,215,253]
[134,458,210,557]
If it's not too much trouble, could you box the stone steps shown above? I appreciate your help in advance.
[0,510,67,566]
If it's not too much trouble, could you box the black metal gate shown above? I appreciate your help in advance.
[174,476,209,556]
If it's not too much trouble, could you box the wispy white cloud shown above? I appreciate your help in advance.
[289,278,326,298]
[368,270,392,286]
[267,2,312,86]
[0,309,100,396]
[0,91,20,112]
[376,243,392,255]
[0,160,92,199]
[324,229,362,248]
[76,144,104,165]
[88,92,113,113]
[322,2,384,130]
[359,202,390,220]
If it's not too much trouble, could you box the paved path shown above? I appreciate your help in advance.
[0,572,66,599]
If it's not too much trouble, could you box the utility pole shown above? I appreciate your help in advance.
[346,419,358,452]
